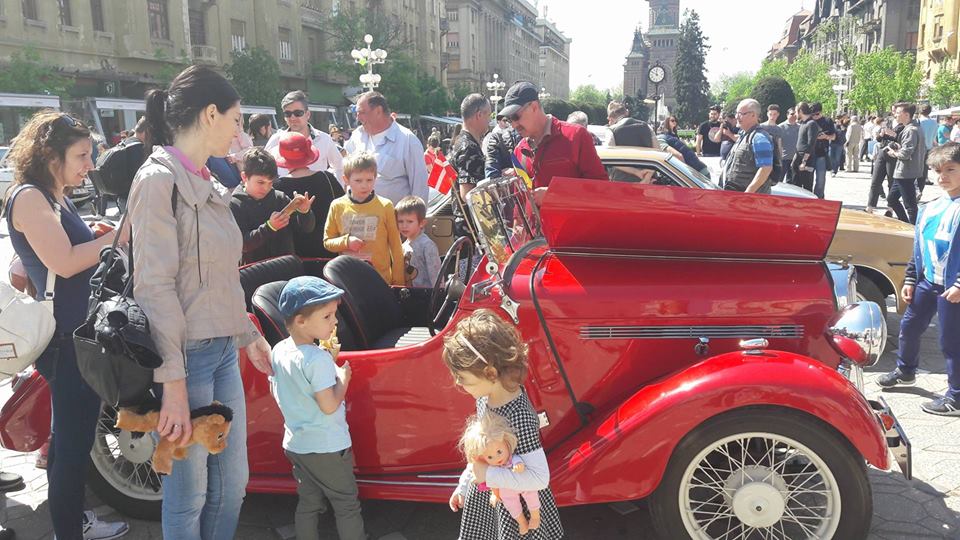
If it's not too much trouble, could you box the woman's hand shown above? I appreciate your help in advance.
[245,336,273,375]
[158,379,192,445]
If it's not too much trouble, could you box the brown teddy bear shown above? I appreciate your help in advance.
[114,399,233,475]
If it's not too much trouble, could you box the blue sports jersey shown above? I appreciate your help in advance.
[918,195,960,286]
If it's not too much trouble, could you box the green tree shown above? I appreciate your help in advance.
[225,47,283,107]
[930,68,960,108]
[153,48,192,86]
[673,9,711,126]
[755,59,789,81]
[0,47,72,96]
[781,51,834,114]
[751,77,796,114]
[847,48,921,114]
[716,72,756,111]
[314,6,414,80]
[569,84,607,106]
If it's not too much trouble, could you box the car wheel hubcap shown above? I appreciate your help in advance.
[90,405,164,499]
[678,432,841,539]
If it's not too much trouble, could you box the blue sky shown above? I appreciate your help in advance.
[543,0,814,92]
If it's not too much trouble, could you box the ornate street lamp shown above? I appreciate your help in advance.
[351,34,387,91]
[829,59,853,113]
[485,73,506,114]
[538,87,551,100]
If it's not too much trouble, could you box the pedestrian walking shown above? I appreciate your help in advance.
[722,99,774,194]
[789,102,819,193]
[919,104,939,197]
[860,115,875,162]
[344,91,429,205]
[810,103,835,198]
[830,116,846,175]
[846,116,864,173]
[886,102,926,224]
[779,107,800,185]
[132,65,274,540]
[878,142,960,416]
[5,111,130,540]
[866,115,900,214]
[265,90,344,180]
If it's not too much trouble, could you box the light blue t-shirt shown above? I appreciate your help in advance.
[920,117,938,151]
[270,337,352,454]
[919,195,960,286]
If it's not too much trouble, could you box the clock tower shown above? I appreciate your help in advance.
[623,0,680,114]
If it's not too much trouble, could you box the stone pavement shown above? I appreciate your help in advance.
[0,162,959,539]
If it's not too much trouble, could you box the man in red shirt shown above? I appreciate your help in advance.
[501,82,607,203]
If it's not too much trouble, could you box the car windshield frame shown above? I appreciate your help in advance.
[466,175,543,268]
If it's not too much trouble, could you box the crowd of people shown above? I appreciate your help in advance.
[4,58,960,540]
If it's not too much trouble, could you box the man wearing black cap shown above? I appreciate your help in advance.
[504,81,607,200]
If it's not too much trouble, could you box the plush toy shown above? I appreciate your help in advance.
[460,413,542,535]
[114,398,233,475]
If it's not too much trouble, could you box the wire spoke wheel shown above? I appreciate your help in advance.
[680,432,841,540]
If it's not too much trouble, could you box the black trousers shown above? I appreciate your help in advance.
[889,178,919,224]
[788,153,814,192]
[867,152,896,208]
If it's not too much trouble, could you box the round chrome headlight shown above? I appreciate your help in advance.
[827,302,887,366]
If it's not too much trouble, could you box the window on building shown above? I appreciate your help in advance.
[447,10,457,21]
[906,31,918,50]
[147,0,169,40]
[90,0,104,31]
[58,0,72,26]
[231,19,246,51]
[189,8,206,45]
[22,0,39,21]
[279,27,293,61]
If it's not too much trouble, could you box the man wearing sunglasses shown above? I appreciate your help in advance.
[265,90,344,180]
[504,82,606,204]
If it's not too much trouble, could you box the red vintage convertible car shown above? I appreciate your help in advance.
[0,175,909,539]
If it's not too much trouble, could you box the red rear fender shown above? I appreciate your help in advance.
[548,350,888,506]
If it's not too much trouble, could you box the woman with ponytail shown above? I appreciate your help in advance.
[129,65,273,539]
[5,111,130,539]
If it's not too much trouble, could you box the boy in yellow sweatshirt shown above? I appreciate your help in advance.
[324,152,405,285]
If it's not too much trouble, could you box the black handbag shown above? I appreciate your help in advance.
[74,212,162,407]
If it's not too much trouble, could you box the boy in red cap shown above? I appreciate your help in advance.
[230,147,315,264]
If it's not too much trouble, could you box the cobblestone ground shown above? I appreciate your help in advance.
[1,161,958,539]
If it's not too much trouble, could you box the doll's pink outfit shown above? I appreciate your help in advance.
[496,455,541,519]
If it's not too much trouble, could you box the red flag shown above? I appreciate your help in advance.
[427,150,457,195]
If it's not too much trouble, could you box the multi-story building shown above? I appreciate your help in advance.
[917,0,960,84]
[767,9,813,63]
[444,0,570,96]
[621,0,680,110]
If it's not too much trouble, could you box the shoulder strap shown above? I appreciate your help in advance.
[43,202,61,304]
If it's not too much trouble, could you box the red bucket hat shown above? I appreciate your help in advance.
[274,132,320,170]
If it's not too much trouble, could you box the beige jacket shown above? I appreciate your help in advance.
[129,147,260,383]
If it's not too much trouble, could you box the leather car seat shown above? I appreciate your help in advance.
[239,255,304,311]
[251,279,358,351]
[322,256,432,350]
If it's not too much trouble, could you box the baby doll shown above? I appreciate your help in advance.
[460,412,542,534]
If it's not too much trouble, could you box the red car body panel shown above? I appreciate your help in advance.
[539,178,841,260]
[0,179,895,510]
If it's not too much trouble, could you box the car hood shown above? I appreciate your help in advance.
[539,177,842,261]
[837,208,915,237]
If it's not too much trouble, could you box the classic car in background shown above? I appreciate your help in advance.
[0,174,907,539]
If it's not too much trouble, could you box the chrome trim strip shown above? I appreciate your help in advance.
[416,474,462,479]
[580,325,804,340]
[356,479,459,487]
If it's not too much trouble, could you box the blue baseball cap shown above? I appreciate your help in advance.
[279,276,344,319]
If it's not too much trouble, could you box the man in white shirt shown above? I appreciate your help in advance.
[265,90,344,180]
[344,91,429,205]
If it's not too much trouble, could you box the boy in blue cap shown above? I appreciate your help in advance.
[271,276,367,540]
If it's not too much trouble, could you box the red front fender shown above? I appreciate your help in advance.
[548,350,888,506]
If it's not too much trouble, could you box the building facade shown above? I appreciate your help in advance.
[767,9,813,63]
[444,0,570,98]
[622,0,679,110]
[917,0,960,84]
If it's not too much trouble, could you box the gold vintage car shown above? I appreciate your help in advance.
[427,147,913,313]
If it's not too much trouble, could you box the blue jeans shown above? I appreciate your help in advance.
[814,156,828,198]
[37,335,101,540]
[160,337,248,540]
[897,279,960,401]
[830,144,844,174]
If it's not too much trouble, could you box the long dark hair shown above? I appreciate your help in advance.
[144,65,240,146]
[6,110,91,199]
[247,114,272,139]
[658,116,679,136]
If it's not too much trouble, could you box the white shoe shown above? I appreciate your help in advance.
[81,511,129,540]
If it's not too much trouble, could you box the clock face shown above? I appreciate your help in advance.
[648,66,666,83]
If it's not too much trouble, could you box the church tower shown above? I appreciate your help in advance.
[623,28,649,101]
[646,0,681,111]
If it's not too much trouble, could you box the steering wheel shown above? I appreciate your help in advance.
[429,236,475,335]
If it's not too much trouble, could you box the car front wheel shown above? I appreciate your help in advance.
[649,409,872,540]
[86,404,163,520]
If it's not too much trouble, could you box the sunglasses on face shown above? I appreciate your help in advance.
[283,109,307,118]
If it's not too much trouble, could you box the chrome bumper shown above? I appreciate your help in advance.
[870,396,912,480]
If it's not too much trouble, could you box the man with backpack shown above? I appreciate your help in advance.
[722,99,774,194]
[90,117,151,215]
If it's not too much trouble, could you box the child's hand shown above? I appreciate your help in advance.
[472,461,488,484]
[269,211,290,231]
[512,462,525,473]
[902,284,915,303]
[448,491,464,512]
[338,361,352,385]
[348,236,364,252]
[943,286,960,303]
[292,191,315,213]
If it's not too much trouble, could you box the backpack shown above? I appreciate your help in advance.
[89,138,145,198]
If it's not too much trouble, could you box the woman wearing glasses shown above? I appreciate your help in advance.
[4,111,130,539]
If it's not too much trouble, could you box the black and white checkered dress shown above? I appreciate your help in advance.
[459,392,564,540]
